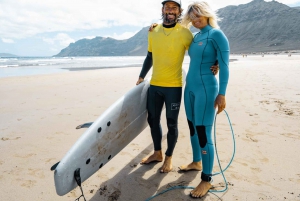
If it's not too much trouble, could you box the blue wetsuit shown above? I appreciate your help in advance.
[185,25,229,182]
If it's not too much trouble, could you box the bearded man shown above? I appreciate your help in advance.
[136,0,193,173]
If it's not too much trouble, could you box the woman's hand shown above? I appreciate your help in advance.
[149,23,158,32]
[214,94,226,114]
[136,77,144,85]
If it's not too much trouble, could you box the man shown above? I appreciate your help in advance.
[136,0,218,173]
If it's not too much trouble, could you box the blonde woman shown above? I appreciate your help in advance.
[180,1,230,198]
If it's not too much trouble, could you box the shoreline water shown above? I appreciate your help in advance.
[0,56,242,78]
[0,56,146,78]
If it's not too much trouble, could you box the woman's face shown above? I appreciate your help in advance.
[190,11,208,29]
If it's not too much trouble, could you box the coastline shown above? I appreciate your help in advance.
[0,54,298,78]
[0,56,299,200]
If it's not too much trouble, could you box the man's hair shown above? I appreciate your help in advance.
[181,1,219,28]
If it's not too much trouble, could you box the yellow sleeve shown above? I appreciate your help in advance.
[181,29,193,50]
[148,32,152,52]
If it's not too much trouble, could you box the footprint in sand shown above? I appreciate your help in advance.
[234,161,248,167]
[108,190,121,201]
[54,131,64,135]
[28,168,45,179]
[1,137,9,141]
[68,189,80,198]
[45,158,56,163]
[255,151,269,163]
[273,99,298,116]
[99,185,108,196]
[242,133,258,143]
[14,153,36,158]
[20,179,37,188]
[98,185,121,201]
[250,167,262,173]
[281,133,300,140]
[230,172,247,181]
[1,137,21,141]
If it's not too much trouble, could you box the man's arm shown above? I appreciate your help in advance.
[136,51,153,85]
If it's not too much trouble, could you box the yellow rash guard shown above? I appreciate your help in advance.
[148,23,193,87]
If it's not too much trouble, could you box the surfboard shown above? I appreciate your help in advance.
[53,78,150,196]
[52,70,186,196]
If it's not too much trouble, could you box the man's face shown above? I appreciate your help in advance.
[162,2,181,24]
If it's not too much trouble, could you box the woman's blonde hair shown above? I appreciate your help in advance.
[181,1,219,28]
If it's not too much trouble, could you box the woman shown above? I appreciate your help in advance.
[180,1,230,198]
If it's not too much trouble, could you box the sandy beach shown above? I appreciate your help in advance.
[0,55,300,201]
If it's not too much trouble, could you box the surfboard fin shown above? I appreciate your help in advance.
[76,122,93,129]
[50,161,60,171]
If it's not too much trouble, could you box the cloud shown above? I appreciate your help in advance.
[104,31,139,40]
[2,38,14,43]
[0,0,161,40]
[0,0,299,40]
[43,33,75,47]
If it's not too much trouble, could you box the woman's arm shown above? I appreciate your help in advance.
[211,29,230,113]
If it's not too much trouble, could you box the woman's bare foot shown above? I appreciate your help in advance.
[178,161,202,171]
[140,150,163,164]
[190,180,212,198]
[160,155,173,173]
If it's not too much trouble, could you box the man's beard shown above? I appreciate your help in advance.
[163,13,178,24]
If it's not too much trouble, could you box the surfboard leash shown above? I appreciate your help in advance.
[145,110,236,201]
[74,168,87,201]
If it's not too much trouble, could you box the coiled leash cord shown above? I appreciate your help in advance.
[145,110,236,201]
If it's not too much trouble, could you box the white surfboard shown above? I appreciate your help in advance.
[53,78,149,196]
[53,71,186,196]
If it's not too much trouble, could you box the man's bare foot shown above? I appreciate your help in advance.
[160,155,173,173]
[140,150,163,164]
[178,161,202,171]
[190,180,212,198]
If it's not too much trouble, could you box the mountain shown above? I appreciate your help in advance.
[55,0,300,56]
[55,27,148,56]
[293,6,300,10]
[217,0,300,53]
[0,53,18,57]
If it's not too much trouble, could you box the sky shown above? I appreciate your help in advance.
[1,0,300,56]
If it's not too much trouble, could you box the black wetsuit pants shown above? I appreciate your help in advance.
[147,85,182,156]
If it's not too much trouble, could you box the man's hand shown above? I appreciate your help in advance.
[149,23,158,32]
[210,65,219,75]
[214,94,226,114]
[136,77,144,85]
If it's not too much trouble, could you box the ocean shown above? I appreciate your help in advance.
[0,56,191,78]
